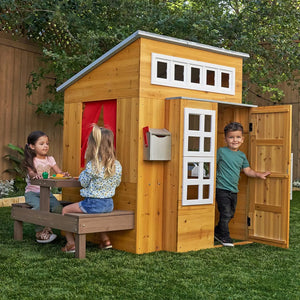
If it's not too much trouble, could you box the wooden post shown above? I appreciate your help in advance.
[40,186,50,211]
[14,220,23,240]
[75,234,86,259]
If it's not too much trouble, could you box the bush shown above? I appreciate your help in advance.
[3,144,26,195]
[0,179,14,198]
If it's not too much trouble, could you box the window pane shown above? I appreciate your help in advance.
[188,136,200,151]
[221,72,230,88]
[203,184,210,199]
[188,162,199,178]
[204,137,211,152]
[206,70,215,86]
[191,67,200,83]
[187,185,198,200]
[189,114,200,130]
[157,61,167,79]
[174,64,184,81]
[203,162,210,178]
[204,115,211,132]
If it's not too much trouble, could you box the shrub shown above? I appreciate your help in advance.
[3,144,26,195]
[0,179,15,198]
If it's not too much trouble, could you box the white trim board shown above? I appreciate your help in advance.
[166,97,257,108]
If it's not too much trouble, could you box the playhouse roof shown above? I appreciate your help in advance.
[56,30,250,92]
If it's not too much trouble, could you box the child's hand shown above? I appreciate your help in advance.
[258,171,271,179]
[62,171,70,177]
[32,174,42,179]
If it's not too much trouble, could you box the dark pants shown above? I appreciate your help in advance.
[215,188,237,239]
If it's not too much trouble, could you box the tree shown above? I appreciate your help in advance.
[1,0,299,119]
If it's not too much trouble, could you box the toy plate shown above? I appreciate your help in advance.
[50,176,73,179]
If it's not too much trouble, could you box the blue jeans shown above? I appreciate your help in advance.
[79,197,114,214]
[215,188,237,239]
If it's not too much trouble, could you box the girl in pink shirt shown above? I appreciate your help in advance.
[24,131,69,243]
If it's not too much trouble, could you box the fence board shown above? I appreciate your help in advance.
[0,34,63,181]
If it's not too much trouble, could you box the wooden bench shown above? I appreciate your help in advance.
[11,203,134,258]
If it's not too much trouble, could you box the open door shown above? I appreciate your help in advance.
[248,105,291,248]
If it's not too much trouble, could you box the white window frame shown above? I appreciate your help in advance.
[151,53,235,95]
[182,108,215,206]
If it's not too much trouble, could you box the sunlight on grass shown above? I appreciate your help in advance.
[0,192,299,299]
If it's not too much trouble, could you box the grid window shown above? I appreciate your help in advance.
[182,108,215,206]
[151,53,235,95]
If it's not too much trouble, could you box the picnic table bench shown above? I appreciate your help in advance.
[11,178,134,258]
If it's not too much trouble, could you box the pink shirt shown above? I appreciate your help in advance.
[25,156,56,193]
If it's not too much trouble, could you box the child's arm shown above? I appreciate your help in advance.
[27,167,42,179]
[243,167,271,179]
[52,164,70,177]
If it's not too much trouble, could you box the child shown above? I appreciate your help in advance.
[23,130,69,243]
[215,122,270,247]
[61,125,122,253]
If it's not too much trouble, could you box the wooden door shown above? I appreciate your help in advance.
[248,105,291,248]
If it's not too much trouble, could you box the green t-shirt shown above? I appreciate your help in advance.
[216,147,250,193]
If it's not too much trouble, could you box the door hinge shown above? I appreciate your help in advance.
[249,123,253,132]
[247,217,251,227]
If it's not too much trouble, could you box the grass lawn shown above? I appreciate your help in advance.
[0,193,299,300]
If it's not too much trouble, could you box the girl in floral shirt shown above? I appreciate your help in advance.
[62,125,122,253]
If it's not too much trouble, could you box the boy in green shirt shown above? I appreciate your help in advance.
[215,122,270,246]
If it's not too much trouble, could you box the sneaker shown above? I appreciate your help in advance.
[214,234,234,247]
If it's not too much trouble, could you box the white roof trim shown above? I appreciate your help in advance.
[166,97,257,107]
[57,30,250,92]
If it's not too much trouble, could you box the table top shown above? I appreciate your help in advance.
[30,178,81,188]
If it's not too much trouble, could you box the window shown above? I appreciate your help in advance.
[151,53,235,95]
[206,70,215,86]
[157,61,168,79]
[191,67,200,84]
[174,64,184,81]
[221,72,230,88]
[182,108,215,205]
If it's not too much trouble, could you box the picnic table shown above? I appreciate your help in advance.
[11,178,134,258]
[32,177,81,211]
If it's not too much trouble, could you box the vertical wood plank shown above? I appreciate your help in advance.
[0,35,63,180]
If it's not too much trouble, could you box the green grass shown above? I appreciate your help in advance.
[1,193,300,300]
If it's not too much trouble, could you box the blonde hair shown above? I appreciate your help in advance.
[85,124,116,177]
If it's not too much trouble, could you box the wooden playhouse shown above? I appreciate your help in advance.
[57,30,291,254]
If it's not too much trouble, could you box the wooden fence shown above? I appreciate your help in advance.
[0,33,63,180]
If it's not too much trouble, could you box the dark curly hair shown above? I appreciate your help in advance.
[224,122,244,137]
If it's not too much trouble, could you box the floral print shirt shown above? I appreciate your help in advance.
[79,160,122,199]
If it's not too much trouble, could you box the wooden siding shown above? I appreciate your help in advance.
[135,97,166,253]
[139,38,244,104]
[0,34,63,180]
[164,99,218,252]
[63,40,141,104]
[62,38,142,252]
